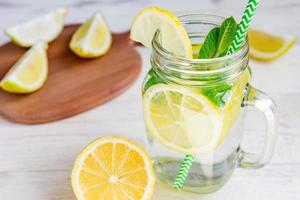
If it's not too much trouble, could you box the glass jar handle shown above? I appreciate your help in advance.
[238,84,278,168]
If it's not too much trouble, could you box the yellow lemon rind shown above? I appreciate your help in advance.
[71,135,155,200]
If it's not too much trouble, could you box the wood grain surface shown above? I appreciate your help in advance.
[0,25,141,124]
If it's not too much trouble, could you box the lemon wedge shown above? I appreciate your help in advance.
[130,7,193,58]
[248,28,297,61]
[72,136,155,200]
[0,42,48,93]
[70,11,112,58]
[5,7,68,47]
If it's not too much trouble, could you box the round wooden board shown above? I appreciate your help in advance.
[0,25,141,124]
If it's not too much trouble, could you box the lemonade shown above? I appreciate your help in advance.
[131,7,277,194]
[142,35,250,192]
[136,12,252,192]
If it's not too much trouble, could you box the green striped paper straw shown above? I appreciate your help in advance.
[228,0,260,53]
[173,154,194,190]
[173,0,260,191]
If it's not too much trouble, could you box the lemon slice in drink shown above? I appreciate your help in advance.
[70,11,112,58]
[130,7,193,58]
[5,7,68,47]
[143,84,224,154]
[0,42,48,93]
[72,136,155,200]
[220,70,250,142]
[248,29,297,61]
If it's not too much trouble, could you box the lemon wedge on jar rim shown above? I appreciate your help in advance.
[0,41,48,94]
[130,7,193,58]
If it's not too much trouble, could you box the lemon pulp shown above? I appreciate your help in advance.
[72,136,155,200]
[70,11,112,58]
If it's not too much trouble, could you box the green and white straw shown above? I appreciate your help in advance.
[173,0,260,191]
[228,0,260,54]
[173,154,194,190]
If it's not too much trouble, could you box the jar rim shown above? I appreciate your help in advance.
[151,13,249,68]
[150,13,250,85]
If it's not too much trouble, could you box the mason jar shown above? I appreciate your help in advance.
[141,14,278,194]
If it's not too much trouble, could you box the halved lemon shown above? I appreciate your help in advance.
[70,11,112,58]
[71,136,155,200]
[5,7,68,47]
[248,28,297,61]
[143,84,224,154]
[130,7,193,58]
[0,41,48,93]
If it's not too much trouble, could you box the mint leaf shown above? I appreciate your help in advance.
[202,84,232,107]
[215,17,238,57]
[198,27,220,59]
[198,16,237,59]
[196,16,238,107]
[142,69,165,93]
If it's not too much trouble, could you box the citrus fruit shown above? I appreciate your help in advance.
[143,84,225,154]
[248,28,296,61]
[70,11,112,58]
[71,136,155,200]
[5,7,68,47]
[220,70,250,142]
[0,41,48,93]
[130,7,193,58]
[192,44,201,58]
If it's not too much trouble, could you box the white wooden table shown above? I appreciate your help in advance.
[0,0,299,199]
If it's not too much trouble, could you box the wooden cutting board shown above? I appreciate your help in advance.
[0,25,141,124]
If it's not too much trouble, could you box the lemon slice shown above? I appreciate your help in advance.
[130,7,193,58]
[72,136,155,200]
[5,7,68,47]
[220,70,250,143]
[192,44,201,58]
[143,84,224,154]
[70,11,112,58]
[248,29,297,61]
[0,42,48,93]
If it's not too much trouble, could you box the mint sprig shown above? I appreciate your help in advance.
[197,16,237,107]
[215,17,238,57]
[198,16,238,59]
[198,27,220,59]
[201,84,232,108]
[142,69,165,93]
